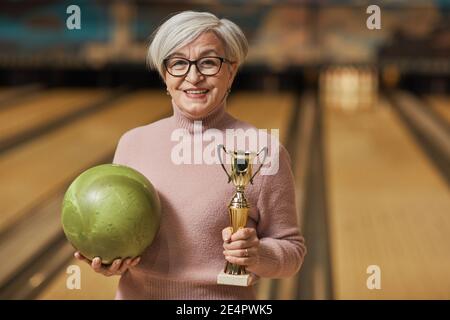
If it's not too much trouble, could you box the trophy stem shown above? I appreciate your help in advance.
[225,190,249,275]
[224,261,247,275]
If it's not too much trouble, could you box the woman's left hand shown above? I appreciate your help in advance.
[222,227,260,267]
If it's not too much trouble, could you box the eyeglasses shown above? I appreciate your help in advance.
[163,56,233,77]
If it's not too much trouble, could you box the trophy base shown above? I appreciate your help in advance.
[217,272,252,287]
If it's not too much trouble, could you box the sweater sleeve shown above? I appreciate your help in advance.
[246,144,307,278]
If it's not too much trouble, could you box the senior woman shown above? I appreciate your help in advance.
[75,11,306,299]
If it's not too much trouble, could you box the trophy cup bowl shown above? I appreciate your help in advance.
[216,144,267,286]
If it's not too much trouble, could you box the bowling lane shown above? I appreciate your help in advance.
[36,91,297,300]
[424,95,450,125]
[0,84,41,105]
[38,258,119,300]
[0,88,114,151]
[0,87,21,99]
[0,86,30,100]
[324,96,450,299]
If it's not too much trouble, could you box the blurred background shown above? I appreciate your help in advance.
[0,0,448,300]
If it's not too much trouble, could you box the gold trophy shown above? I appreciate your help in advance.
[216,144,267,286]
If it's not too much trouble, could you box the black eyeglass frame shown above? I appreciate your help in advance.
[163,56,234,77]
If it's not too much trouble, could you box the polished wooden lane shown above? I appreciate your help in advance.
[0,84,42,107]
[38,257,121,300]
[425,95,450,125]
[0,88,114,151]
[324,96,450,299]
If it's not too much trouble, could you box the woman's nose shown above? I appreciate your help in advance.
[185,64,204,83]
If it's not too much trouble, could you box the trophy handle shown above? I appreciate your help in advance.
[250,147,268,184]
[217,144,232,183]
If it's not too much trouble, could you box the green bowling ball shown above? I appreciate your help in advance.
[61,164,161,264]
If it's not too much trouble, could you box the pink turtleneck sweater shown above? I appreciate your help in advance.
[112,100,306,300]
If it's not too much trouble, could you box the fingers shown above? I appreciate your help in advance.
[223,247,256,258]
[230,228,256,242]
[109,259,122,273]
[222,228,259,268]
[222,227,233,243]
[131,256,141,267]
[74,252,112,274]
[223,247,259,267]
[91,257,104,272]
[119,258,132,274]
[223,228,259,251]
[90,257,120,277]
[74,251,87,262]
[118,256,141,273]
[223,238,259,250]
[88,256,141,277]
[224,255,256,267]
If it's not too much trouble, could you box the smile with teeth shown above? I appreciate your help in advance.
[184,89,209,94]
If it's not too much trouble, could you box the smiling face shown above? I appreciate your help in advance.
[164,32,237,119]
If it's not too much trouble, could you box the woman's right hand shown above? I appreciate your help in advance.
[74,251,141,277]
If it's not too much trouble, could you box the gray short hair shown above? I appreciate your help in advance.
[147,11,248,78]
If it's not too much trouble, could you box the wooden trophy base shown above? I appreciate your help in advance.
[217,271,251,287]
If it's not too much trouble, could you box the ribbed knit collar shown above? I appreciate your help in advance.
[171,99,229,134]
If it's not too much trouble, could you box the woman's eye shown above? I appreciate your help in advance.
[171,60,188,68]
[200,59,218,67]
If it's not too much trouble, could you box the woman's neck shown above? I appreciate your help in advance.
[172,100,229,134]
